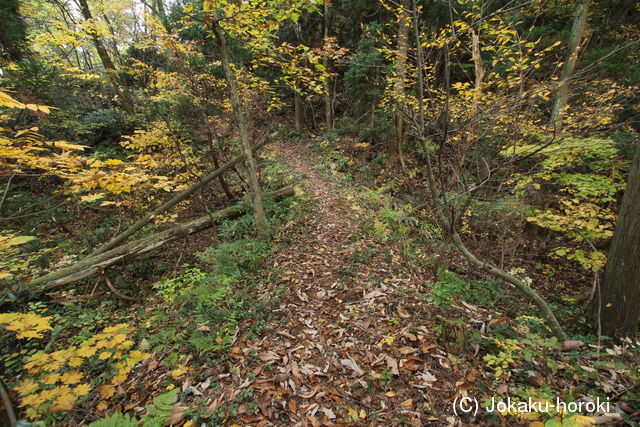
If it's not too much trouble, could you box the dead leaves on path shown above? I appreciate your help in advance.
[183,143,459,425]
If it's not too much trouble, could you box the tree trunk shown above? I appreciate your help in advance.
[211,18,268,235]
[206,131,234,200]
[24,187,294,292]
[323,2,333,132]
[154,0,171,31]
[294,92,303,132]
[394,0,410,170]
[550,0,591,126]
[77,0,134,112]
[588,148,640,337]
[448,29,484,187]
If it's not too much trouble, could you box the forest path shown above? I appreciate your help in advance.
[206,139,451,425]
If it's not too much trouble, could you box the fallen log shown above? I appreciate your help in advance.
[24,186,295,292]
[89,136,270,258]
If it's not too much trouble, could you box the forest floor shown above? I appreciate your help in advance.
[12,137,638,426]
[188,139,465,425]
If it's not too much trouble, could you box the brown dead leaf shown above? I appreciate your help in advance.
[291,361,301,380]
[419,343,438,353]
[401,359,421,371]
[340,359,364,376]
[258,351,280,362]
[299,386,319,399]
[399,346,417,355]
[403,332,418,341]
[168,405,188,425]
[364,290,385,299]
[146,358,159,372]
[562,340,585,351]
[384,354,399,375]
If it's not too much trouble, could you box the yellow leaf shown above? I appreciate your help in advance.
[97,401,108,411]
[99,384,116,399]
[171,365,188,379]
[42,373,60,385]
[14,379,38,396]
[53,141,87,151]
[104,323,131,335]
[99,351,112,360]
[571,415,596,426]
[51,392,77,412]
[104,159,124,166]
[80,193,106,202]
[379,336,395,346]
[74,383,91,397]
[118,340,135,350]
[346,406,356,416]
[400,398,413,408]
[111,334,127,345]
[111,374,127,384]
[61,370,84,385]
[77,346,97,358]
[68,357,84,367]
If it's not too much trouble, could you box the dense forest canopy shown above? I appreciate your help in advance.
[0,0,639,424]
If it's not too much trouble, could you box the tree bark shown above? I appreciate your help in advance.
[206,131,234,200]
[550,0,591,126]
[448,29,484,187]
[211,18,268,235]
[323,2,333,132]
[394,0,410,171]
[77,0,134,112]
[294,92,303,132]
[588,147,640,337]
[24,186,294,292]
[154,0,171,31]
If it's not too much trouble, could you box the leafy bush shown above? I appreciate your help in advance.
[78,109,127,146]
[428,270,502,307]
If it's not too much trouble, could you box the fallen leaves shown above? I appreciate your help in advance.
[340,359,364,376]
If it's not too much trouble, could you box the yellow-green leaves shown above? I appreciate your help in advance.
[503,137,623,272]
[0,89,51,113]
[16,322,151,419]
[0,312,53,339]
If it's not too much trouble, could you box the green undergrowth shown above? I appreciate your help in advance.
[138,151,311,363]
[0,150,311,425]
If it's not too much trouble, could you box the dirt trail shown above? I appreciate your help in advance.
[205,140,451,426]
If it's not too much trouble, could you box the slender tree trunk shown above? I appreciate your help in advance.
[323,2,333,132]
[294,92,303,132]
[206,131,234,200]
[550,0,591,126]
[211,18,268,234]
[77,0,134,112]
[394,0,410,171]
[154,0,171,31]
[588,147,640,337]
[449,29,484,186]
